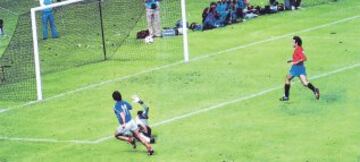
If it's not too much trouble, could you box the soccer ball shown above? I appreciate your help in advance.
[144,36,154,44]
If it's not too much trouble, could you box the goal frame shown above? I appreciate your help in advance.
[31,0,85,101]
[31,0,189,101]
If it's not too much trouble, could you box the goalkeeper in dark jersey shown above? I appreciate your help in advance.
[132,95,155,144]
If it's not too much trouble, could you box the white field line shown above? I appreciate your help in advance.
[1,15,359,114]
[0,136,95,144]
[2,63,355,144]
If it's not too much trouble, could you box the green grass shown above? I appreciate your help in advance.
[1,0,360,161]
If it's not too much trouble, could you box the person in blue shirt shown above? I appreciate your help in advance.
[42,0,59,40]
[216,0,229,25]
[203,4,222,30]
[112,90,154,155]
[236,0,245,19]
[145,0,161,38]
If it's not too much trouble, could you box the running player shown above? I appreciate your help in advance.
[280,36,320,101]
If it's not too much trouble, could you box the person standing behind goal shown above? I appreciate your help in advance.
[42,0,59,40]
[145,0,161,38]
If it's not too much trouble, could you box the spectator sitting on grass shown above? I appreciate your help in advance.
[202,7,209,23]
[216,0,229,25]
[243,5,258,19]
[226,2,238,24]
[236,0,245,20]
[203,4,222,30]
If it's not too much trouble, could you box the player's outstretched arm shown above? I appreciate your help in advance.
[132,95,150,117]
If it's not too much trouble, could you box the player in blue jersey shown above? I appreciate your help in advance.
[112,90,154,155]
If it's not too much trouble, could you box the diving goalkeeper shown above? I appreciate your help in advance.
[132,95,155,144]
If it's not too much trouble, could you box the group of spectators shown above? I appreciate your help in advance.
[190,0,302,31]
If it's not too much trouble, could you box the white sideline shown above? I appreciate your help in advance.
[1,15,359,114]
[0,136,95,144]
[2,63,358,144]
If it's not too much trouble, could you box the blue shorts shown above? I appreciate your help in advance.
[289,64,306,77]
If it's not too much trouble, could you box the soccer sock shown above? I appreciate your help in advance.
[284,84,290,98]
[307,83,316,93]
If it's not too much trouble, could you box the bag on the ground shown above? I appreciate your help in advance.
[136,29,149,39]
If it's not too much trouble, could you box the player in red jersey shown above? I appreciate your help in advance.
[280,36,320,101]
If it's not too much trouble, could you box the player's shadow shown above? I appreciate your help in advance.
[122,149,148,155]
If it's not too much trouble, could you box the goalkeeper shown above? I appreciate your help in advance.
[42,0,59,40]
[132,95,155,144]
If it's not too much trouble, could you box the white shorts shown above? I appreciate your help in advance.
[116,120,138,136]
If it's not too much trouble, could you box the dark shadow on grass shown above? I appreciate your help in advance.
[278,90,345,116]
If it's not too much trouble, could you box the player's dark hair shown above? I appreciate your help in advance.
[112,90,122,101]
[293,36,302,46]
[137,111,143,116]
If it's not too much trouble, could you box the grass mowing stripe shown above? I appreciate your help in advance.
[2,15,359,114]
[2,63,359,144]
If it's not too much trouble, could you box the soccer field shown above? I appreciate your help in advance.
[1,0,360,161]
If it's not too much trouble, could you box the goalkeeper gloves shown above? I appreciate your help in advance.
[132,95,144,104]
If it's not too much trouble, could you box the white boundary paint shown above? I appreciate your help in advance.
[1,62,360,144]
[0,136,94,144]
[2,15,359,114]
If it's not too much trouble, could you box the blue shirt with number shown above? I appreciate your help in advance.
[113,101,133,125]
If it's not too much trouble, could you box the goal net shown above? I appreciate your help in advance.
[0,0,185,102]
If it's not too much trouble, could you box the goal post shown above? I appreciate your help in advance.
[181,0,189,63]
[31,0,85,101]
[28,0,190,101]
